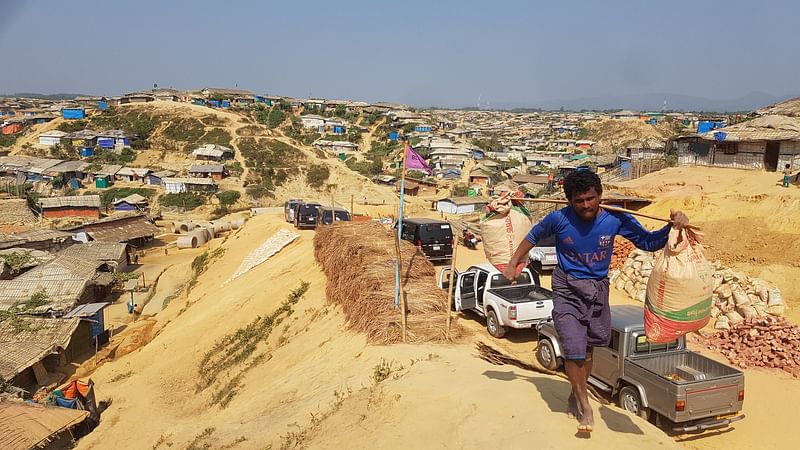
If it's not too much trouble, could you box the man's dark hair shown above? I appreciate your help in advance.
[563,170,602,201]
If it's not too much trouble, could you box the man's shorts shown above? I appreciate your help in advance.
[551,266,611,360]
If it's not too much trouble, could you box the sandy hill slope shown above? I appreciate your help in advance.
[586,119,677,154]
[75,212,677,449]
[757,96,800,117]
[611,166,800,322]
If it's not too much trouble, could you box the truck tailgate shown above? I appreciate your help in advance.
[686,382,741,417]
[513,297,554,323]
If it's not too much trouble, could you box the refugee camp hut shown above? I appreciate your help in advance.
[47,160,89,186]
[38,195,101,220]
[96,130,131,149]
[0,313,96,391]
[62,107,85,120]
[115,167,150,183]
[395,179,420,196]
[676,115,800,171]
[435,197,488,215]
[58,242,129,272]
[188,164,227,181]
[191,143,234,161]
[88,164,122,188]
[0,401,90,449]
[1,120,26,135]
[38,130,68,147]
[146,169,175,186]
[70,213,160,247]
[64,302,111,347]
[65,129,98,149]
[0,229,74,252]
[161,177,217,194]
[468,166,495,186]
[113,193,148,212]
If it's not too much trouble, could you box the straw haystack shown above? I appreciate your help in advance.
[314,221,465,344]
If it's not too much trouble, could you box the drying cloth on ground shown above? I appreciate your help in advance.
[224,229,299,285]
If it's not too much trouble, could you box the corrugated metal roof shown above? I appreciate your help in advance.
[18,254,100,281]
[39,195,101,209]
[162,177,217,186]
[85,217,160,243]
[47,160,89,173]
[114,194,147,205]
[0,402,89,450]
[58,242,127,262]
[63,302,109,318]
[116,167,151,177]
[189,164,225,173]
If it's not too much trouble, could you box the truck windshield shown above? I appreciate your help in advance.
[633,334,680,353]
[491,272,532,287]
[323,210,351,221]
[298,204,320,214]
[419,223,452,241]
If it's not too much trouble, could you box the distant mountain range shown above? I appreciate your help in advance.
[494,92,799,113]
[0,93,89,100]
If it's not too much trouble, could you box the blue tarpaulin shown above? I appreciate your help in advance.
[62,108,86,119]
[714,131,727,141]
[81,147,95,157]
[98,138,114,148]
[389,131,398,141]
[98,101,108,111]
[221,100,231,108]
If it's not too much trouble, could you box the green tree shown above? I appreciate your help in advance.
[334,104,347,117]
[267,108,285,128]
[216,190,241,209]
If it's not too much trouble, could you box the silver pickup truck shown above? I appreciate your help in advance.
[439,263,553,338]
[536,305,745,433]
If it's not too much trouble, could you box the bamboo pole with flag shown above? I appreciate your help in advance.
[394,138,432,310]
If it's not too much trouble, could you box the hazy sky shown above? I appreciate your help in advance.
[1,0,797,107]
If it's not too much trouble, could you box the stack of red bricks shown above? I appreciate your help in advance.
[610,236,635,271]
[696,316,800,378]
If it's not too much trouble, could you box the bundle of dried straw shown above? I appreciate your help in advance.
[314,221,464,344]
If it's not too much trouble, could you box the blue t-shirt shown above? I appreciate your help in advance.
[526,207,671,279]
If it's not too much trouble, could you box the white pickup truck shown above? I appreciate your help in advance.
[438,263,554,338]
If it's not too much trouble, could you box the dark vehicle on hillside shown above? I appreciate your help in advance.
[284,199,303,223]
[397,218,454,262]
[318,207,352,225]
[536,305,745,433]
[293,202,321,229]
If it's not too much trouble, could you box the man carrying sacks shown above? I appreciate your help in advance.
[503,170,689,433]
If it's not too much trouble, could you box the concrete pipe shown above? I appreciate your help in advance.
[230,218,245,229]
[211,219,231,234]
[188,229,210,246]
[200,224,216,239]
[176,235,198,248]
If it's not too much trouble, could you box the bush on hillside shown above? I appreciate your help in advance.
[57,120,88,133]
[84,187,156,207]
[160,192,206,210]
[163,117,205,144]
[267,108,285,128]
[216,190,241,208]
[203,128,232,146]
[0,135,16,147]
[306,164,330,189]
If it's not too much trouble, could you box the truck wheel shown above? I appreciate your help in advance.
[536,338,561,370]
[619,386,650,420]
[486,309,506,338]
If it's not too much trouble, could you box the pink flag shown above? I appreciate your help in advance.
[405,145,431,174]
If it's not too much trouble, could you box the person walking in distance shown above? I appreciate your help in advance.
[783,164,794,188]
[503,170,689,433]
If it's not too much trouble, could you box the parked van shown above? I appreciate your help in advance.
[284,199,303,223]
[318,207,352,225]
[293,202,321,229]
[398,218,454,261]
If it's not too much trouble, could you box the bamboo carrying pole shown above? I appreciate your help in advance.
[445,237,458,334]
[510,197,700,230]
[395,140,410,341]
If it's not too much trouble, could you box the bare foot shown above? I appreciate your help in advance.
[567,393,582,419]
[577,408,594,433]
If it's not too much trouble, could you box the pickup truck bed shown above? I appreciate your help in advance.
[626,352,744,426]
[488,285,552,304]
[631,352,740,383]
